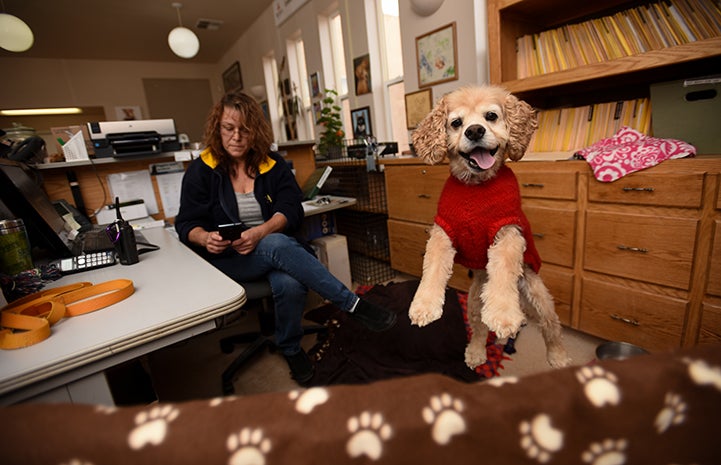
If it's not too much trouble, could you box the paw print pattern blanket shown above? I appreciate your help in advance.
[1,344,720,464]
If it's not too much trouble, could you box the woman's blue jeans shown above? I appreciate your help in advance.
[209,233,358,355]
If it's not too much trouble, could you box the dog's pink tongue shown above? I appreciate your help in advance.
[471,149,496,169]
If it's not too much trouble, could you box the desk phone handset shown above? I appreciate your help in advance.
[111,197,139,265]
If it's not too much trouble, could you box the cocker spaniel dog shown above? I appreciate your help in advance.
[409,85,571,370]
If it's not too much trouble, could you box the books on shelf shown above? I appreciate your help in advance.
[528,98,651,154]
[516,0,721,78]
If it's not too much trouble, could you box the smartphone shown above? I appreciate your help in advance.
[218,222,247,241]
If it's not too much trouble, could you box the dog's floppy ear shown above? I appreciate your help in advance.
[411,96,449,164]
[504,93,538,161]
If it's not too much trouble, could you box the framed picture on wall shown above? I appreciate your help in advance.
[309,71,321,99]
[351,106,372,139]
[353,54,371,95]
[415,22,458,88]
[222,61,243,92]
[404,88,433,129]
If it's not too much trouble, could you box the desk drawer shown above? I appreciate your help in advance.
[386,165,448,223]
[539,266,574,326]
[707,221,721,297]
[699,301,721,345]
[387,219,472,290]
[513,170,577,200]
[579,278,686,351]
[584,211,697,289]
[524,205,576,267]
[588,173,704,208]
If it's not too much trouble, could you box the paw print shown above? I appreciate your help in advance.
[227,428,271,465]
[684,357,721,391]
[209,396,237,407]
[127,405,179,450]
[576,366,620,407]
[655,392,686,433]
[519,414,564,463]
[422,393,466,445]
[288,387,330,414]
[60,460,94,465]
[346,411,392,460]
[486,376,519,387]
[581,438,627,465]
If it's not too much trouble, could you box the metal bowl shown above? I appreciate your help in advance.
[596,341,649,361]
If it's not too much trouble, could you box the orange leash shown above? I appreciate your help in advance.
[0,279,134,349]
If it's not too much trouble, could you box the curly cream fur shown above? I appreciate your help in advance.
[408,85,571,370]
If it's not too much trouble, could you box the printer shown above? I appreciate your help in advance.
[87,119,181,158]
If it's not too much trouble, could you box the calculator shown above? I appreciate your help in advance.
[58,251,117,274]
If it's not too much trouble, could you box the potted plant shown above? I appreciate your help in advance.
[316,88,345,158]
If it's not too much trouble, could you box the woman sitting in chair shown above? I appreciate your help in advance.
[175,90,396,385]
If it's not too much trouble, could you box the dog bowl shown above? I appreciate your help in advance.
[595,341,649,361]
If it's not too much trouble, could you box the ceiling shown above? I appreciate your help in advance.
[0,0,273,63]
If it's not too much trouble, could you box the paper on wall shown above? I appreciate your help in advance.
[151,162,185,219]
[107,170,159,215]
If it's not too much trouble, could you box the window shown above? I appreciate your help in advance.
[376,0,408,152]
[262,54,283,142]
[286,35,313,140]
[318,11,350,144]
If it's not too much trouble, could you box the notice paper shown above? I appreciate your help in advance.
[107,170,159,215]
[151,162,185,219]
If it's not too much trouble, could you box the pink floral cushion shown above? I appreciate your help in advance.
[577,126,695,182]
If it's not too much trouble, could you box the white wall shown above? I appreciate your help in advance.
[0,0,489,143]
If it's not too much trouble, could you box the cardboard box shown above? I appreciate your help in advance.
[651,76,721,154]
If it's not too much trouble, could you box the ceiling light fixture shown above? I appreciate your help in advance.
[0,108,83,116]
[0,2,34,53]
[168,2,199,59]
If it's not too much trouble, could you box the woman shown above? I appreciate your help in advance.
[175,91,396,385]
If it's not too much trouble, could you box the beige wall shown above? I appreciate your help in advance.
[0,0,489,144]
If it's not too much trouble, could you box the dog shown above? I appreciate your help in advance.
[408,85,571,370]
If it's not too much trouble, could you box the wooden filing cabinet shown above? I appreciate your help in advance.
[384,157,721,351]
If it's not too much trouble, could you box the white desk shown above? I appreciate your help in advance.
[302,195,356,216]
[0,228,245,405]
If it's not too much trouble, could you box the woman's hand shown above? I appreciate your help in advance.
[230,226,263,255]
[205,230,232,254]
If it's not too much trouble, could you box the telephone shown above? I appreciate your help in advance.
[8,136,46,163]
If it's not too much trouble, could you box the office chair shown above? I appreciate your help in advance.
[219,280,326,395]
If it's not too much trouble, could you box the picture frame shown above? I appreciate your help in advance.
[404,88,433,129]
[415,22,458,88]
[351,106,372,139]
[353,54,371,95]
[222,61,243,92]
[309,71,321,99]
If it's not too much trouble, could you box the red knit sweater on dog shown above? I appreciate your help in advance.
[434,165,541,272]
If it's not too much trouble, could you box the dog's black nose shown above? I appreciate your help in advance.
[464,124,486,141]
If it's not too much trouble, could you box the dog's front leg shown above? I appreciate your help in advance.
[409,224,455,326]
[481,226,526,338]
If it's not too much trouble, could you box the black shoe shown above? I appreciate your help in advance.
[284,349,315,386]
[350,299,397,332]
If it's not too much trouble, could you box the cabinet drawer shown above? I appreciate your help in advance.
[699,301,721,345]
[512,170,577,200]
[588,173,704,208]
[584,211,697,289]
[524,206,576,267]
[387,219,471,291]
[579,278,686,351]
[539,266,574,326]
[708,221,721,297]
[385,165,449,223]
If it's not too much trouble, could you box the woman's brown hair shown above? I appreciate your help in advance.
[203,90,273,178]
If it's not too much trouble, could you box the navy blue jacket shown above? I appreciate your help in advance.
[175,148,305,260]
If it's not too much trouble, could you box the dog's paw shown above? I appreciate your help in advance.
[408,298,443,327]
[464,345,487,369]
[482,311,525,339]
[547,347,572,368]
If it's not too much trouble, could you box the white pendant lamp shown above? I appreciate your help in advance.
[168,2,199,59]
[0,12,34,52]
[410,0,444,16]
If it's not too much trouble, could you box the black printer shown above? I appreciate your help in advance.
[87,119,181,158]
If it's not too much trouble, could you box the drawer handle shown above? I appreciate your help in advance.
[610,313,640,326]
[418,194,431,199]
[622,187,655,192]
[617,244,648,254]
[533,232,545,239]
[522,183,545,188]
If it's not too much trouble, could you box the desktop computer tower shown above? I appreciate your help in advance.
[310,234,352,290]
